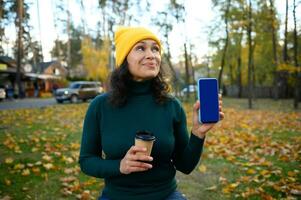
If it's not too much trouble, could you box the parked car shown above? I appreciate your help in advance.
[55,81,103,103]
[180,85,197,97]
[0,88,6,101]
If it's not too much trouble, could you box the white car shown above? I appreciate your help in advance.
[0,88,6,101]
[180,85,197,97]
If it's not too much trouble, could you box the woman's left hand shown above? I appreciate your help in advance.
[191,94,225,139]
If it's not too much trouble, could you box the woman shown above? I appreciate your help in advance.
[79,27,224,200]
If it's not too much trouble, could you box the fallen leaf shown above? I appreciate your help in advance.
[198,164,207,173]
[13,163,25,170]
[246,169,256,175]
[21,169,30,176]
[43,163,54,170]
[4,157,14,164]
[204,185,217,191]
[290,189,301,195]
[4,178,11,186]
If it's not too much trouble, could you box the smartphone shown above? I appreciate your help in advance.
[197,78,220,123]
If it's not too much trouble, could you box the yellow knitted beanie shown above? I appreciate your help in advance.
[114,26,162,68]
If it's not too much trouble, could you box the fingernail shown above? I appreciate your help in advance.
[149,157,153,161]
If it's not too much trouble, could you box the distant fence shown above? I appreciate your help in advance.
[224,85,297,98]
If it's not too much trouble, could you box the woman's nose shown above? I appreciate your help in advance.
[145,48,155,59]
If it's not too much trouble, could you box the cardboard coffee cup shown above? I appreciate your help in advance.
[135,131,155,156]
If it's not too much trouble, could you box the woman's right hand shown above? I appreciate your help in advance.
[120,146,153,174]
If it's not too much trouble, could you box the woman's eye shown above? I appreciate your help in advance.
[136,46,145,51]
[152,46,160,52]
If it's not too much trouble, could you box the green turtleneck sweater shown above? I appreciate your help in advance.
[79,80,205,200]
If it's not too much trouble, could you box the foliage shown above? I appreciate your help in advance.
[209,0,301,89]
[278,63,301,74]
[81,36,110,82]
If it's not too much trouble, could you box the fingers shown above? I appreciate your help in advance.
[220,112,225,120]
[127,145,146,154]
[120,146,153,174]
[192,100,200,126]
[218,94,223,113]
[193,100,200,110]
[125,160,152,169]
[127,153,153,162]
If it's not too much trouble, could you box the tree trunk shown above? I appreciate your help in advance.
[218,0,231,90]
[188,46,197,100]
[283,0,289,63]
[237,30,243,98]
[184,43,190,99]
[247,0,253,109]
[36,0,43,62]
[237,56,242,98]
[229,64,234,85]
[164,26,180,96]
[293,0,299,109]
[80,0,86,35]
[269,0,279,100]
[16,0,23,98]
[166,47,179,95]
[67,0,71,76]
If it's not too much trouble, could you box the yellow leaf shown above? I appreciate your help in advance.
[4,178,11,186]
[43,163,54,170]
[246,169,256,175]
[288,171,296,177]
[64,168,74,174]
[222,186,232,194]
[31,147,39,152]
[205,185,217,191]
[229,182,240,189]
[240,176,251,183]
[261,161,272,167]
[13,163,25,170]
[32,167,40,174]
[198,164,207,173]
[42,155,52,162]
[21,169,30,176]
[70,143,80,150]
[226,156,236,162]
[288,177,296,182]
[35,161,42,166]
[5,157,14,164]
[260,170,270,176]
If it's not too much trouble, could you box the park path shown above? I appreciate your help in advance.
[0,98,57,110]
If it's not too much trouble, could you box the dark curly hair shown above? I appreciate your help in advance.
[108,60,170,107]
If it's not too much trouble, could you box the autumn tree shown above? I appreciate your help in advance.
[81,36,110,83]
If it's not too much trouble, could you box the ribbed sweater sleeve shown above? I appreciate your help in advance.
[172,100,205,174]
[79,97,122,178]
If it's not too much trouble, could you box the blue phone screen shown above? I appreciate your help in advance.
[198,78,219,123]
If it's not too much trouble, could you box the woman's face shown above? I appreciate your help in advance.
[126,39,161,81]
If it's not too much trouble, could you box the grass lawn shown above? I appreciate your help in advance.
[0,98,300,200]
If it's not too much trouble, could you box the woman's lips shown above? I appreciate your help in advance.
[143,63,157,68]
